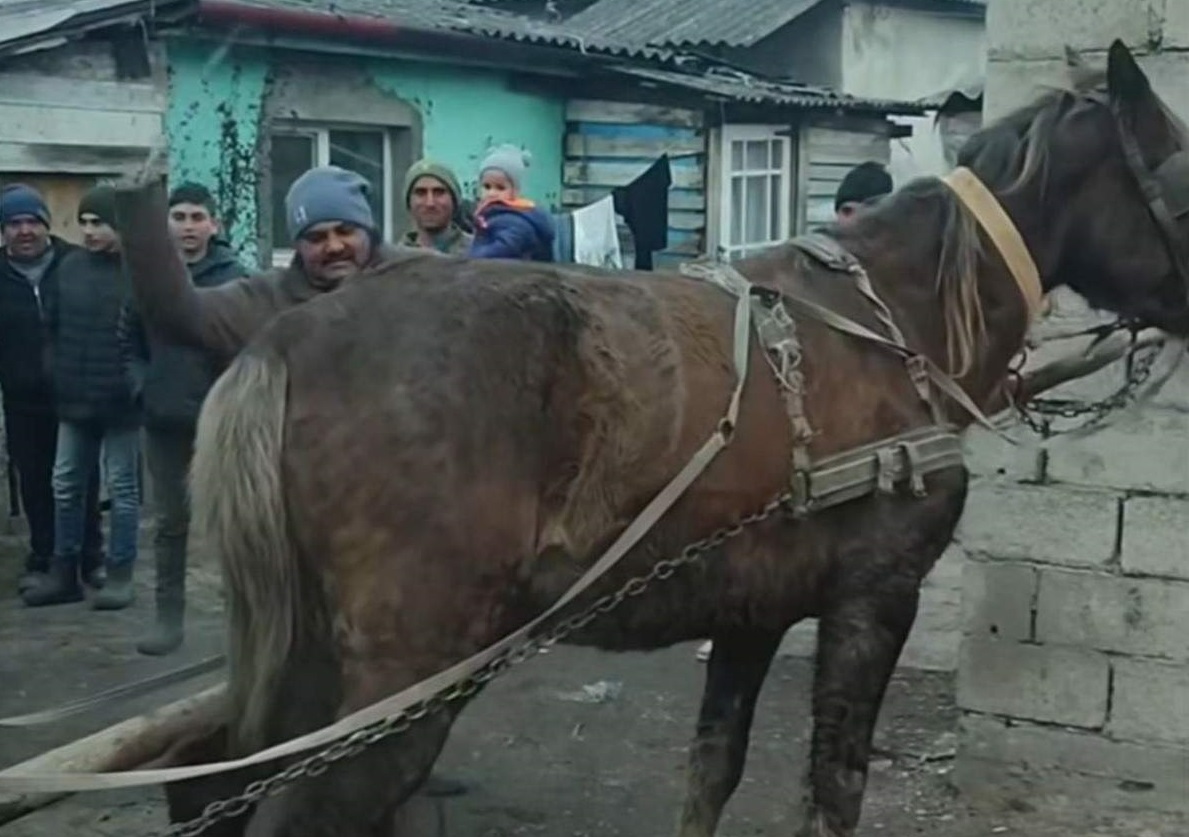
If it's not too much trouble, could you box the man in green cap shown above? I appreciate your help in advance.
[400,159,473,255]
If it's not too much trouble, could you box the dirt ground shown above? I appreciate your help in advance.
[1,532,1185,837]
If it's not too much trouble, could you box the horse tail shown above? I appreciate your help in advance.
[191,343,308,755]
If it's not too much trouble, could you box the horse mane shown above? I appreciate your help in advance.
[929,67,1107,376]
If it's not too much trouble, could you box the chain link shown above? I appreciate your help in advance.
[1014,330,1160,437]
[157,493,793,837]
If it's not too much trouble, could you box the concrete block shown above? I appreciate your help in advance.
[1135,49,1189,124]
[960,425,1043,481]
[987,0,1157,61]
[984,57,1069,121]
[956,482,1119,568]
[1167,0,1189,48]
[1110,659,1189,746]
[955,713,1189,813]
[1035,568,1189,662]
[1121,496,1189,581]
[1044,409,1189,493]
[961,560,1036,642]
[957,638,1110,728]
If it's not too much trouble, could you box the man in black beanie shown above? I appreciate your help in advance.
[834,161,894,226]
[24,186,141,609]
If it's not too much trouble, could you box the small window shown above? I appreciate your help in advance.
[717,126,792,262]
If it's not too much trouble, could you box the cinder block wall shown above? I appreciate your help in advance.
[954,0,1189,811]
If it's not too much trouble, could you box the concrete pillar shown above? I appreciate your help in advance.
[955,0,1189,813]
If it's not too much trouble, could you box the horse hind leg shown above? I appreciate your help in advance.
[675,627,783,837]
[796,570,925,837]
[244,660,467,837]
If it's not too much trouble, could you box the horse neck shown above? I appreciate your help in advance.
[834,182,1034,414]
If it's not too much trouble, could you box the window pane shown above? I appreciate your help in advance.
[731,141,744,171]
[329,130,385,235]
[730,176,743,245]
[270,133,317,247]
[770,174,783,241]
[745,140,768,170]
[744,175,767,245]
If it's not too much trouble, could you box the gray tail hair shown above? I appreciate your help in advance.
[190,345,310,755]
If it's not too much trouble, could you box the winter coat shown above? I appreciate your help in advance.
[0,237,76,414]
[46,249,139,426]
[118,241,248,429]
[468,199,556,262]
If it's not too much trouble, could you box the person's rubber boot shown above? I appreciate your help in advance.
[92,562,136,611]
[424,773,471,798]
[17,554,49,595]
[81,551,107,590]
[21,557,84,607]
[137,553,185,656]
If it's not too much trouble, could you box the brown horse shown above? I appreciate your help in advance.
[174,41,1189,837]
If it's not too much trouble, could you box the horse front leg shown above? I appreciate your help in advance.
[676,627,783,837]
[797,576,921,837]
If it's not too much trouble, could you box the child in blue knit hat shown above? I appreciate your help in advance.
[468,144,556,262]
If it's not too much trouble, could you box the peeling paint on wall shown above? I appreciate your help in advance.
[166,41,269,265]
[368,62,565,210]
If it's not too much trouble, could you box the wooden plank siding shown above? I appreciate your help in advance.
[797,125,891,230]
[563,99,708,264]
[0,71,166,174]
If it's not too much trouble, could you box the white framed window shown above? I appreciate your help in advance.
[716,126,792,261]
[269,125,395,267]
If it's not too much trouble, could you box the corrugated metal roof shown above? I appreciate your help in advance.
[616,66,927,115]
[566,0,822,50]
[236,0,665,58]
[0,0,189,56]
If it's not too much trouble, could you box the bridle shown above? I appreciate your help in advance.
[1099,90,1189,293]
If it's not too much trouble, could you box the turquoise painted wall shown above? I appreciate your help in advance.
[166,42,269,265]
[369,62,565,211]
[165,41,565,264]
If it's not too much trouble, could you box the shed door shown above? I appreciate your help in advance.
[2,174,103,245]
[798,127,891,231]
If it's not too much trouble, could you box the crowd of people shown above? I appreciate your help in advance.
[0,143,892,663]
[0,144,557,657]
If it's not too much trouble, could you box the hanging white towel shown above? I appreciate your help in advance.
[572,195,623,269]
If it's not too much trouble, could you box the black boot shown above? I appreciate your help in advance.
[16,554,49,595]
[137,550,185,655]
[81,550,107,590]
[22,557,84,607]
[92,562,135,611]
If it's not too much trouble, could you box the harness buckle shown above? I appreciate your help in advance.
[786,470,814,518]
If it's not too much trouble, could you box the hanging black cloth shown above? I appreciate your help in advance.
[613,154,671,270]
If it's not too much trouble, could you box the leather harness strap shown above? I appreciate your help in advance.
[942,166,1046,324]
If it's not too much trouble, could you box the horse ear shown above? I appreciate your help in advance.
[1106,39,1152,111]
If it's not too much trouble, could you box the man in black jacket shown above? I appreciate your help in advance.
[24,186,141,608]
[0,184,104,595]
[120,182,247,653]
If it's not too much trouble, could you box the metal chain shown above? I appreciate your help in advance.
[1014,333,1160,437]
[158,493,793,837]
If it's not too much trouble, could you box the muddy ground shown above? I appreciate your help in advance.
[0,533,1185,837]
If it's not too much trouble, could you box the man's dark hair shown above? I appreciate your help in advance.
[168,182,217,216]
[834,162,893,211]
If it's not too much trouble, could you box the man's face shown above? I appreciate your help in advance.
[408,175,456,235]
[80,214,120,253]
[1,216,50,260]
[295,221,372,288]
[169,201,219,262]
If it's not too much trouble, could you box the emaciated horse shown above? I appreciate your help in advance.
[174,41,1189,837]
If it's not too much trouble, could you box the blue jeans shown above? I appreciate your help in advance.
[53,421,140,568]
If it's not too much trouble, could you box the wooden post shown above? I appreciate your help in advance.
[0,684,226,826]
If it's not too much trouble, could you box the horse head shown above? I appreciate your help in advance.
[958,39,1189,335]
